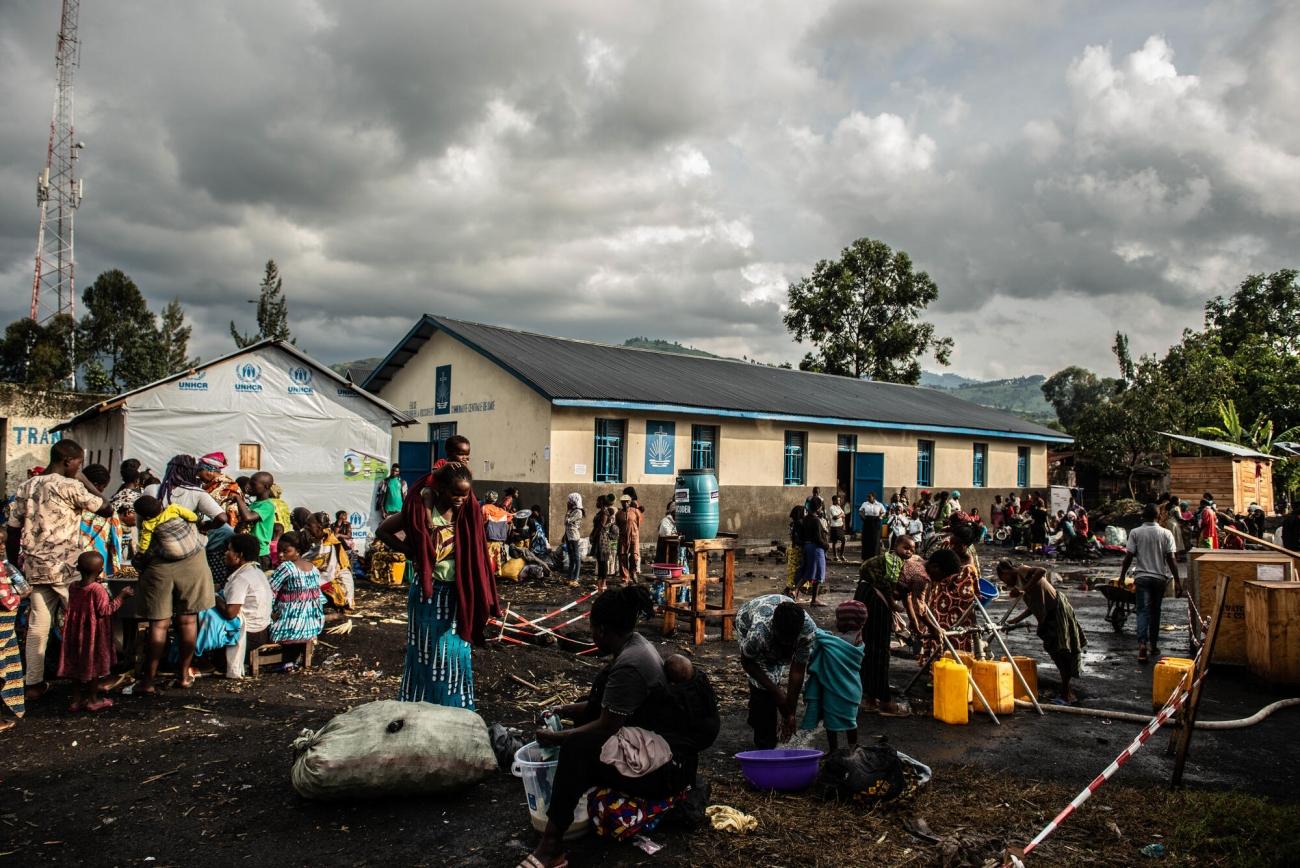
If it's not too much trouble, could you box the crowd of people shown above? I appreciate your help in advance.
[0,439,370,728]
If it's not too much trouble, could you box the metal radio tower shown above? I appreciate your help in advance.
[30,0,85,326]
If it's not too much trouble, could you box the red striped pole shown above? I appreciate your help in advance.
[1013,665,1201,863]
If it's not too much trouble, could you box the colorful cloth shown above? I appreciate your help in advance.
[268,562,324,643]
[203,474,244,527]
[57,581,123,682]
[785,542,802,591]
[799,542,827,584]
[368,540,407,586]
[736,593,817,688]
[399,581,475,709]
[6,474,104,584]
[0,604,24,718]
[81,513,125,576]
[139,504,198,553]
[400,473,498,645]
[196,607,242,656]
[801,629,865,733]
[923,550,978,657]
[587,787,684,841]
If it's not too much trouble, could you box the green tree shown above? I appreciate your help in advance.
[157,298,198,372]
[0,315,76,386]
[783,237,952,384]
[1041,366,1115,431]
[231,259,294,347]
[77,269,164,391]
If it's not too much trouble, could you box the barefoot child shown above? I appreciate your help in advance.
[58,552,133,712]
[800,600,866,751]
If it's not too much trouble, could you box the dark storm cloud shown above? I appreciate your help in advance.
[0,0,1296,378]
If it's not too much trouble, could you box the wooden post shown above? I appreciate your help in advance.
[1171,576,1230,788]
[693,547,708,646]
[721,548,736,641]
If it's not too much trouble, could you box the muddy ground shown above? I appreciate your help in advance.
[2,547,1299,867]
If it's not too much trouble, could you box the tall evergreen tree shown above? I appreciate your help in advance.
[231,259,294,347]
[78,269,160,391]
[157,298,198,372]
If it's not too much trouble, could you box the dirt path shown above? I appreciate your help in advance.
[3,551,1297,866]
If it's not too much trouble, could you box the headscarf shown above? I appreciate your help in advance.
[567,492,583,511]
[401,466,500,646]
[199,452,228,472]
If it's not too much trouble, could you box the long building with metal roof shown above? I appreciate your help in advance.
[366,315,1069,540]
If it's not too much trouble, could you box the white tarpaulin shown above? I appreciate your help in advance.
[61,344,409,553]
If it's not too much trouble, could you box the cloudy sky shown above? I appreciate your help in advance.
[2,0,1297,379]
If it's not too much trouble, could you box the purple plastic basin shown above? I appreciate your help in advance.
[735,748,825,791]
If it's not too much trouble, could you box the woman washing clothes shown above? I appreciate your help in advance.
[376,461,498,710]
[520,586,695,868]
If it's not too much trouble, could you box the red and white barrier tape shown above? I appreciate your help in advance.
[1011,665,1203,864]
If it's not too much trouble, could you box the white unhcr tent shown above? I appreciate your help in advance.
[54,340,415,553]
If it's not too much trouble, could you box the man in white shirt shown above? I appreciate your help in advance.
[858,493,886,559]
[1119,503,1182,663]
[214,534,273,678]
[827,495,848,563]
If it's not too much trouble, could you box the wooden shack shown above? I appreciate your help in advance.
[1161,432,1274,514]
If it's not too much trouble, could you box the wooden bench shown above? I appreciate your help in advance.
[249,639,315,678]
[661,536,737,645]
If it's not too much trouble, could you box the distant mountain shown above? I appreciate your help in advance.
[922,372,1057,425]
[330,356,383,380]
[918,371,978,388]
[623,337,723,358]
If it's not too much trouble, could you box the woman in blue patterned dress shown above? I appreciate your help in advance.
[377,461,498,710]
[267,531,324,645]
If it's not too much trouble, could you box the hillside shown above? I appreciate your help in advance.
[922,372,1058,425]
[622,337,723,358]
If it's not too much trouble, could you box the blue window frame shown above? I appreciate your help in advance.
[690,424,718,472]
[594,419,625,483]
[1017,446,1029,488]
[973,443,988,488]
[837,434,857,453]
[916,440,934,487]
[783,431,806,486]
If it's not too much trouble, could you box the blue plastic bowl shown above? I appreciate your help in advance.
[977,577,1000,604]
[735,748,824,791]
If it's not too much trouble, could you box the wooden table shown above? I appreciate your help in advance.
[661,536,736,645]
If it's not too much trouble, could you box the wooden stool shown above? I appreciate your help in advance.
[249,638,315,678]
[661,536,737,645]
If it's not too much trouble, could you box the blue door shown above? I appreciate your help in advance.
[397,440,431,487]
[851,452,885,532]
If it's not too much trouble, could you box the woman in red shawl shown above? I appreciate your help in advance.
[376,462,498,710]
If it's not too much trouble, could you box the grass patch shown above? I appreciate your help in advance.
[1167,790,1300,867]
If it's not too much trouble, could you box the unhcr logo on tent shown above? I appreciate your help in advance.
[179,370,208,392]
[288,365,314,395]
[234,362,263,393]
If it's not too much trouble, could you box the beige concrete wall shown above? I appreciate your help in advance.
[0,384,98,496]
[375,330,552,482]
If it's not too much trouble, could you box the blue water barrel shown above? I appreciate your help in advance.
[675,469,719,541]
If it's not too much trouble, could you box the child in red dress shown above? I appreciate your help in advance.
[58,552,133,712]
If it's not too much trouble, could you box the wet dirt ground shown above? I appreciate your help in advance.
[2,546,1298,866]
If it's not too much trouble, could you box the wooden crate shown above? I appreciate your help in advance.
[1193,553,1294,665]
[1245,580,1300,685]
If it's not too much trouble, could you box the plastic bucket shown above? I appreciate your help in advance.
[734,748,824,791]
[511,742,589,840]
[652,563,683,579]
[976,578,999,604]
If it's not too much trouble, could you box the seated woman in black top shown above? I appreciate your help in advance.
[522,586,687,868]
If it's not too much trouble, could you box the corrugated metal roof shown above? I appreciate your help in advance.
[54,340,416,433]
[364,315,1068,441]
[1160,432,1275,460]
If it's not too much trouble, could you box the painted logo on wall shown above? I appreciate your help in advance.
[234,362,263,393]
[288,365,315,395]
[435,365,452,416]
[645,420,675,475]
[179,370,208,392]
[348,511,369,540]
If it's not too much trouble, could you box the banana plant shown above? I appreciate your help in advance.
[1198,399,1300,454]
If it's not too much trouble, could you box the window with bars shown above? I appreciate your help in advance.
[973,443,988,488]
[916,440,934,487]
[1017,446,1029,488]
[690,424,718,472]
[837,434,857,453]
[594,419,625,483]
[783,431,806,486]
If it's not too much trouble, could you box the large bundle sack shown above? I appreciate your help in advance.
[291,700,496,800]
